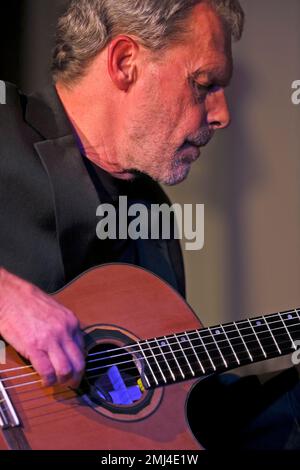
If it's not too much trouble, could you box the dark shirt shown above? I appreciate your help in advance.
[82,154,139,266]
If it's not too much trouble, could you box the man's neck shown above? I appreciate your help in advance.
[55,80,133,180]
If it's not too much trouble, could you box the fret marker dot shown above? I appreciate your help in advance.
[180,337,187,343]
[288,314,293,320]
[256,321,262,326]
[160,341,166,347]
[215,330,221,335]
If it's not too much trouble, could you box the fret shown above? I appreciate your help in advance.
[167,334,195,379]
[155,336,185,381]
[262,316,281,354]
[265,314,295,354]
[209,326,239,368]
[174,334,195,377]
[278,314,297,350]
[234,320,266,363]
[247,319,267,358]
[280,310,300,344]
[154,338,176,382]
[223,322,253,364]
[145,340,167,384]
[142,340,167,386]
[249,317,280,357]
[187,331,216,374]
[136,342,151,388]
[208,328,227,367]
[164,336,186,379]
[198,329,227,371]
[137,341,159,388]
[220,325,240,365]
[184,331,205,375]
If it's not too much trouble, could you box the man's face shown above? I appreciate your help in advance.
[119,3,233,185]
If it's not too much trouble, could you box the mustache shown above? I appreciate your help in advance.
[186,128,214,148]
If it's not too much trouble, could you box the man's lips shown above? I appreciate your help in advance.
[179,142,201,163]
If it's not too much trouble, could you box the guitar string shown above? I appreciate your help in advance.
[2,330,299,391]
[1,313,299,379]
[1,320,300,385]
[85,326,300,373]
[87,319,300,365]
[2,319,300,380]
[3,342,298,393]
[3,333,297,394]
[85,333,300,381]
[87,314,300,357]
[75,329,300,376]
[86,311,300,359]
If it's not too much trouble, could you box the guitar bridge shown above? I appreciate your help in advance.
[0,379,20,429]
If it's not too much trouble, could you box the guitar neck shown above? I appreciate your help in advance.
[138,308,300,389]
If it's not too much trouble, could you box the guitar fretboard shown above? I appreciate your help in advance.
[136,308,300,389]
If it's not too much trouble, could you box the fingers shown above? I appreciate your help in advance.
[30,350,56,387]
[47,342,74,384]
[0,268,86,388]
[62,338,86,388]
[45,312,85,386]
[74,330,86,356]
[30,337,85,388]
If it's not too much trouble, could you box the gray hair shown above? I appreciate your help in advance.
[51,0,244,86]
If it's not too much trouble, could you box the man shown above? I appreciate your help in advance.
[1,0,299,450]
[1,0,241,387]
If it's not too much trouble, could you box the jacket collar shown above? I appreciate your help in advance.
[23,82,102,283]
[24,81,73,140]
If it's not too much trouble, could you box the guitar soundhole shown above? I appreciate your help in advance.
[85,342,145,407]
[78,327,162,421]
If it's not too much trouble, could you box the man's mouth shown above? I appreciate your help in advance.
[178,142,201,163]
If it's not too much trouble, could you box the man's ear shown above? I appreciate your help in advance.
[107,35,139,91]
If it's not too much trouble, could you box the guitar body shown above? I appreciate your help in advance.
[0,264,203,450]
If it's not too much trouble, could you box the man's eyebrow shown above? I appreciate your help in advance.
[191,67,233,87]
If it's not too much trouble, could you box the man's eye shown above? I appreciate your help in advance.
[196,83,217,93]
[192,82,221,103]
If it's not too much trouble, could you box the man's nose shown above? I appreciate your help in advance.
[206,89,231,130]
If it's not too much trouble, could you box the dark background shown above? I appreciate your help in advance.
[0,1,23,85]
[0,0,68,93]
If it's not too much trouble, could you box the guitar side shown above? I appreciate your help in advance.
[0,264,204,450]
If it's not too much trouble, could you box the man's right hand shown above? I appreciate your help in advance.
[0,268,85,387]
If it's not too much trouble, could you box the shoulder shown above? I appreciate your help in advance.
[0,80,21,105]
[0,81,41,151]
[0,81,48,185]
[0,81,29,144]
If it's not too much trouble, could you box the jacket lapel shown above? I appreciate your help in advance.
[25,84,100,281]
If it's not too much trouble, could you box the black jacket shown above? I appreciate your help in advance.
[0,81,185,297]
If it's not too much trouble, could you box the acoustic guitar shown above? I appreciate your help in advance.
[0,264,299,450]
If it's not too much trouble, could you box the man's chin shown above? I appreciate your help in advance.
[126,163,191,186]
[159,165,191,186]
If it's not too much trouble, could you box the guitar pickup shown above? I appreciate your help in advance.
[93,365,142,405]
